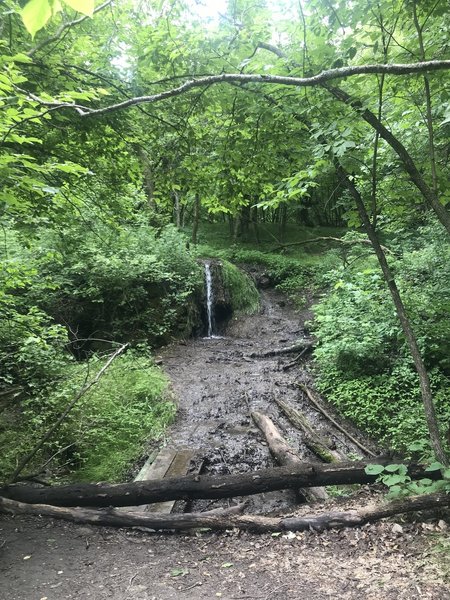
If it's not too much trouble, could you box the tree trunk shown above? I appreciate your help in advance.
[1,460,438,508]
[173,191,181,228]
[251,411,328,501]
[335,164,447,464]
[191,193,200,245]
[327,85,450,235]
[273,398,345,462]
[2,492,449,533]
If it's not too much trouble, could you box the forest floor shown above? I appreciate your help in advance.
[1,282,449,599]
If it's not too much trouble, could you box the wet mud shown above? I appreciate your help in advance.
[159,286,378,513]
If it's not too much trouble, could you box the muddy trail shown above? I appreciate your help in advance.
[1,287,449,600]
[158,286,376,513]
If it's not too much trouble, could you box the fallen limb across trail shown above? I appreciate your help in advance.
[1,460,439,507]
[299,384,377,457]
[274,398,345,463]
[251,410,328,501]
[248,340,314,359]
[2,492,449,533]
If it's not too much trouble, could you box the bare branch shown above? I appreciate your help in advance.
[21,60,450,117]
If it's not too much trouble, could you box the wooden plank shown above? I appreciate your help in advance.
[120,447,177,513]
[146,449,195,514]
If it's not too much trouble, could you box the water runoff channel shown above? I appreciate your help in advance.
[130,262,378,515]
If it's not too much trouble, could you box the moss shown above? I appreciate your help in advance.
[221,260,260,316]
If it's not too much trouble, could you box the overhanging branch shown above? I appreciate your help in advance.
[22,60,450,117]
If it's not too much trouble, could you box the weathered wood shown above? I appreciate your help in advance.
[299,384,377,457]
[1,459,438,508]
[248,340,314,359]
[2,492,449,533]
[274,397,344,463]
[251,411,327,501]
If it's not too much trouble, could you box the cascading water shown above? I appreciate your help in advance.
[204,261,215,338]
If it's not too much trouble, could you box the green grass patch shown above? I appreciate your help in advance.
[0,350,175,484]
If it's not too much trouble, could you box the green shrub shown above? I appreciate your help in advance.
[0,350,175,484]
[313,220,450,450]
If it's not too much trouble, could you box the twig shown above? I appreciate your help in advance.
[28,1,113,57]
[9,344,128,483]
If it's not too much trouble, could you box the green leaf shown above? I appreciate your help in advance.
[382,474,406,486]
[62,0,94,16]
[221,562,234,568]
[424,462,443,472]
[364,464,385,476]
[170,568,189,577]
[21,0,52,38]
[384,463,404,473]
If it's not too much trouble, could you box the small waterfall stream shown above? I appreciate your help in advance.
[204,261,215,338]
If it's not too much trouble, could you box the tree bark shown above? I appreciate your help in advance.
[299,385,378,458]
[335,165,447,464]
[191,193,200,244]
[273,398,345,462]
[248,340,314,358]
[1,460,439,508]
[2,492,449,533]
[251,411,328,501]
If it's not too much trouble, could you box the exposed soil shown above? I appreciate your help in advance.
[1,284,449,599]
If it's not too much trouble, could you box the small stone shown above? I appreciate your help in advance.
[392,523,403,534]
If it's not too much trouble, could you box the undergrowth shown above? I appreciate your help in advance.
[0,350,174,484]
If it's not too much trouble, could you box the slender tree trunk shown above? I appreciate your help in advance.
[279,204,287,243]
[233,212,240,242]
[335,163,447,464]
[138,148,156,212]
[191,193,200,245]
[412,1,438,195]
[173,191,181,228]
[326,85,450,235]
[252,206,261,245]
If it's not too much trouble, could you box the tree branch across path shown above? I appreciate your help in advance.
[1,492,449,533]
[1,460,441,507]
[22,60,450,117]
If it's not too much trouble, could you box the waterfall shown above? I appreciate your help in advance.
[204,262,215,338]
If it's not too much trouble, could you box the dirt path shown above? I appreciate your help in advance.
[159,287,376,513]
[1,288,449,599]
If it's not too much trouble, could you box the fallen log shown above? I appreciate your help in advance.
[1,492,449,533]
[0,459,438,508]
[299,384,377,457]
[251,411,328,501]
[274,397,344,463]
[248,340,314,359]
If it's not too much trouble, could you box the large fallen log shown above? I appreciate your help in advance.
[274,397,345,463]
[1,492,449,533]
[248,340,314,359]
[0,460,439,508]
[299,384,377,457]
[251,411,328,501]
